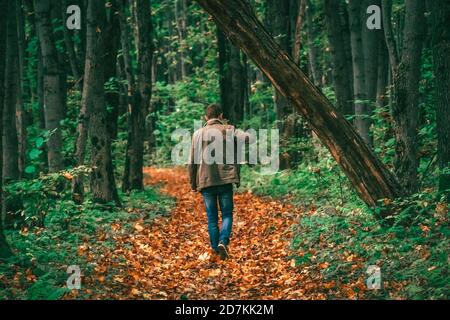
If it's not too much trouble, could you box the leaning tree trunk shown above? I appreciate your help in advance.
[430,0,450,198]
[34,0,64,173]
[85,0,120,205]
[324,0,354,116]
[0,0,13,259]
[195,0,404,210]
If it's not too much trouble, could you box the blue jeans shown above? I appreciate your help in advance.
[201,184,234,252]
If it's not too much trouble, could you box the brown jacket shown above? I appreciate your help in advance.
[188,119,255,191]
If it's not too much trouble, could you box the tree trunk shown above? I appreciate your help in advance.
[347,0,370,146]
[195,0,404,209]
[304,0,322,87]
[104,1,121,141]
[0,0,13,259]
[266,0,301,169]
[123,0,154,191]
[217,30,246,124]
[430,0,450,198]
[3,0,20,182]
[385,0,425,194]
[16,0,28,178]
[324,0,354,116]
[376,35,389,109]
[175,0,188,79]
[61,0,82,90]
[25,0,48,173]
[362,0,381,104]
[34,0,64,173]
[85,0,121,205]
[292,0,305,66]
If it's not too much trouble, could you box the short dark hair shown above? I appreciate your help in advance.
[205,103,223,119]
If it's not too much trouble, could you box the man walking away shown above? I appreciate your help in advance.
[188,104,255,260]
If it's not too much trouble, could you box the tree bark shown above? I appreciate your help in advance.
[174,0,188,79]
[104,1,121,141]
[0,0,13,259]
[362,0,381,104]
[304,0,322,87]
[217,30,246,124]
[3,0,20,182]
[292,0,305,66]
[34,0,64,172]
[61,0,83,90]
[85,0,121,205]
[347,0,370,146]
[324,0,354,116]
[381,0,399,70]
[25,0,48,173]
[195,0,404,209]
[385,0,425,194]
[376,35,389,109]
[430,0,450,198]
[16,0,28,178]
[127,0,154,191]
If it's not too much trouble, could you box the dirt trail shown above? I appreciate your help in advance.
[87,167,326,299]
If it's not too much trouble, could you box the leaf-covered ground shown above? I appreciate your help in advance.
[76,167,333,299]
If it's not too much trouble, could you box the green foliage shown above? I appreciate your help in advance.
[0,181,174,300]
[4,167,92,229]
[241,143,449,299]
[291,191,449,299]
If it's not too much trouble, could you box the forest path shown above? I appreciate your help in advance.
[89,167,327,299]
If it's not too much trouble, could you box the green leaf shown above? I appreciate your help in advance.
[25,166,36,174]
[29,148,42,160]
[35,137,45,148]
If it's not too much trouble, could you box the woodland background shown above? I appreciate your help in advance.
[0,0,448,299]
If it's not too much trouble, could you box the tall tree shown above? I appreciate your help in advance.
[122,0,155,192]
[217,30,246,124]
[104,0,121,141]
[362,0,381,104]
[347,0,370,146]
[382,0,426,193]
[85,0,121,204]
[16,0,28,178]
[61,0,83,90]
[430,0,450,198]
[266,0,302,168]
[174,0,189,79]
[34,0,65,172]
[324,0,354,116]
[304,0,322,86]
[195,0,404,210]
[0,0,12,259]
[3,0,20,182]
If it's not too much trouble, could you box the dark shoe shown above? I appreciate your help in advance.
[217,242,229,260]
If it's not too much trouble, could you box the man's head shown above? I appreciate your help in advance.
[205,103,223,121]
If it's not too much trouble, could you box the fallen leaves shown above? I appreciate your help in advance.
[79,167,315,300]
